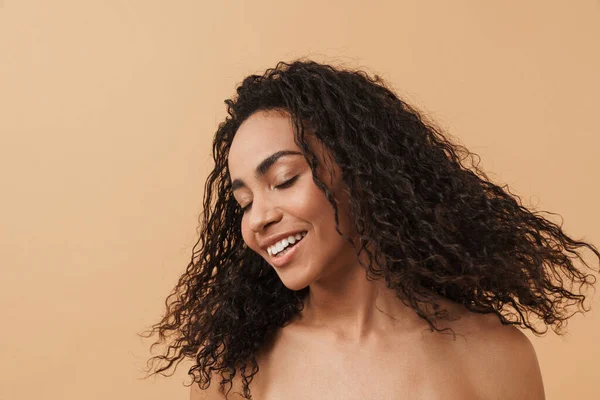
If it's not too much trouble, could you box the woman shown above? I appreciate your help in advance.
[143,60,599,399]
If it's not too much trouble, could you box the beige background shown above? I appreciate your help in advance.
[1,1,599,399]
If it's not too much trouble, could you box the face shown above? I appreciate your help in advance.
[227,109,361,291]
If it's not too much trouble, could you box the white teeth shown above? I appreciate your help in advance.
[268,231,307,256]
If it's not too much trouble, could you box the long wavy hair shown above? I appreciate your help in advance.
[142,59,599,399]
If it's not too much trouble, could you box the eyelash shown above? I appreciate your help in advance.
[240,175,299,213]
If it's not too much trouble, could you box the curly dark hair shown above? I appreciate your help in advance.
[141,59,599,399]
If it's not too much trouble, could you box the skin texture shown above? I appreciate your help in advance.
[142,60,598,400]
[191,302,546,399]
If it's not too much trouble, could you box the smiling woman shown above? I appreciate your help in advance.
[141,60,599,400]
[226,111,362,290]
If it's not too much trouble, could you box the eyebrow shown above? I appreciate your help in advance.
[231,150,303,192]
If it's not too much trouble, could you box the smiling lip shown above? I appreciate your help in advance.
[268,234,306,268]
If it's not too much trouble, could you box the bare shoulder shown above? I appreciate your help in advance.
[190,378,222,400]
[190,380,212,400]
[458,313,546,400]
[189,372,247,400]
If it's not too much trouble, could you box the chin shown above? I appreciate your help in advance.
[278,277,310,292]
[274,269,314,291]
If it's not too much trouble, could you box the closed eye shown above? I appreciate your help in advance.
[240,175,299,213]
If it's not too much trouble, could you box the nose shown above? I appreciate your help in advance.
[247,195,281,233]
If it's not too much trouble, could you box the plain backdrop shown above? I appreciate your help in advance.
[1,1,599,399]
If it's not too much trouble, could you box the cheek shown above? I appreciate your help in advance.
[292,180,349,231]
[314,193,357,249]
[240,220,256,251]
[289,188,329,224]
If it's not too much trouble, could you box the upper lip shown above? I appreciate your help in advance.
[259,230,307,252]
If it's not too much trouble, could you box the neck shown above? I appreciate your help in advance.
[296,253,428,344]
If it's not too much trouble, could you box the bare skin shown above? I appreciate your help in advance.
[249,298,484,400]
[192,296,544,400]
[191,110,545,399]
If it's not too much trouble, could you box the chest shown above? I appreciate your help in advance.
[247,335,478,400]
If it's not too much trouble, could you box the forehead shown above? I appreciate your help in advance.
[228,110,299,174]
